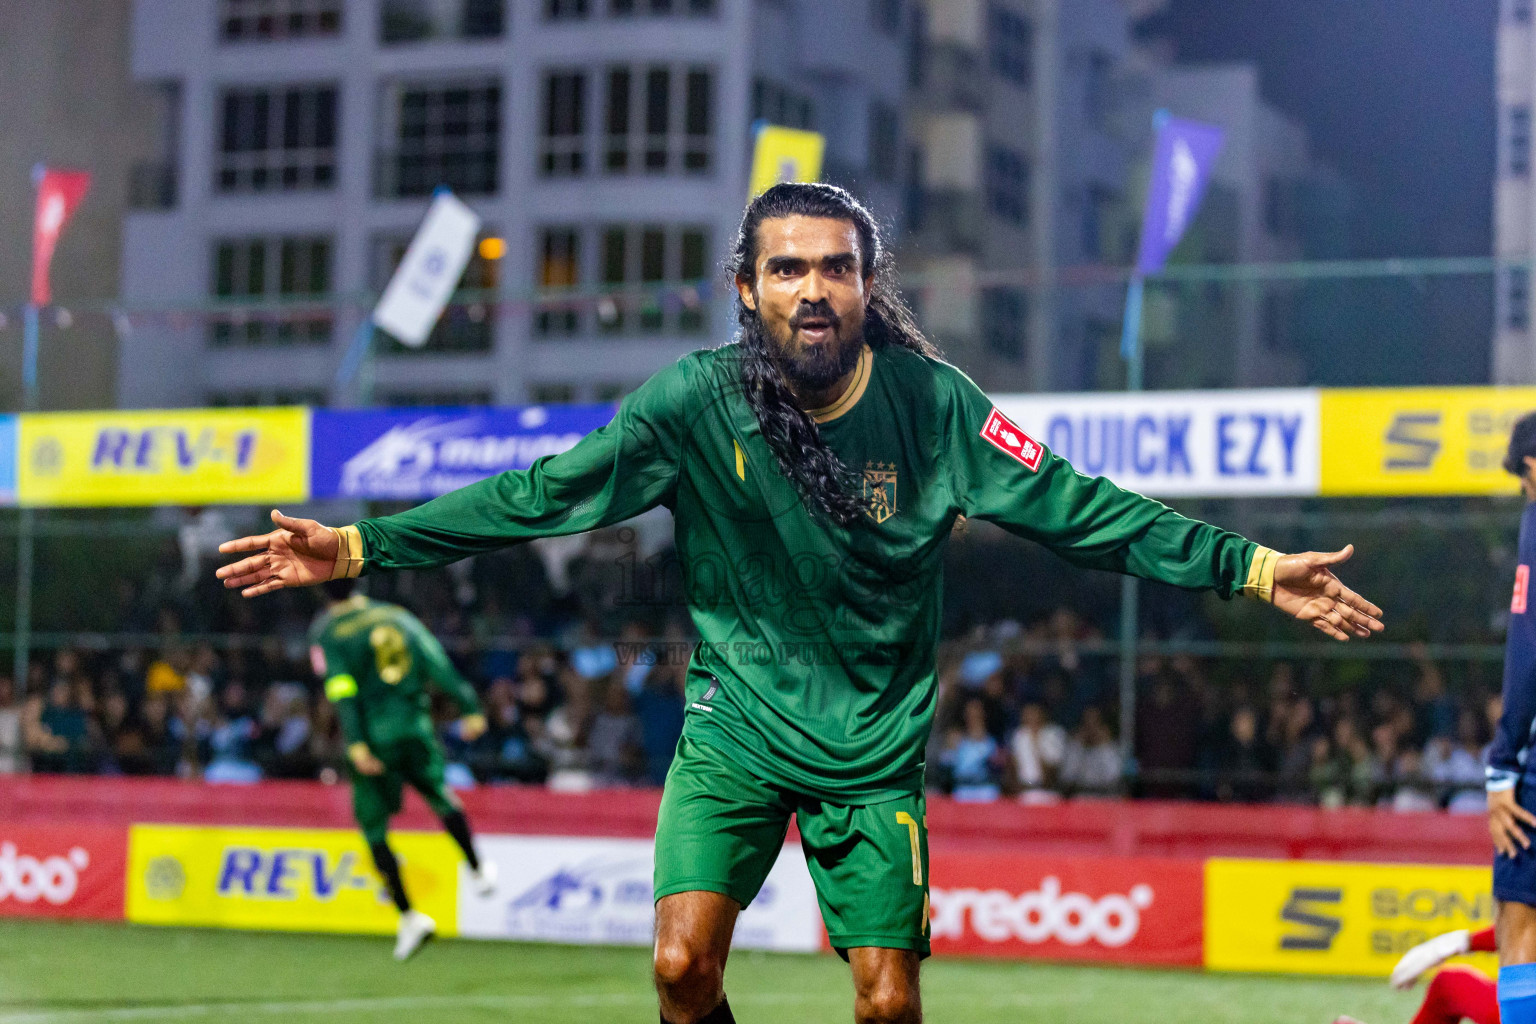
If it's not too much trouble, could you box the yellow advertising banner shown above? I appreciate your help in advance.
[1319,387,1536,496]
[749,124,826,198]
[17,407,309,507]
[126,824,458,936]
[1204,858,1496,977]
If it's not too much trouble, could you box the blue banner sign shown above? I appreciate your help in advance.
[311,405,615,500]
[0,415,15,505]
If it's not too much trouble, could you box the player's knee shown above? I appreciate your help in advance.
[855,980,920,1024]
[652,939,722,997]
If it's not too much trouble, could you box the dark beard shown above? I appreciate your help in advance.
[755,310,864,393]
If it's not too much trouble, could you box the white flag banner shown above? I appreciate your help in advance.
[371,191,481,347]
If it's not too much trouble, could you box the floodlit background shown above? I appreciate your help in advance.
[0,2,1524,1022]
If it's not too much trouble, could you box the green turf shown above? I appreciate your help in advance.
[0,919,1427,1023]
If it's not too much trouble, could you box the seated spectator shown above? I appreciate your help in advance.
[204,682,261,784]
[940,698,1003,802]
[1307,734,1346,808]
[255,683,314,779]
[130,693,180,776]
[1136,674,1199,799]
[0,676,22,774]
[1215,706,1275,803]
[543,675,594,791]
[588,683,642,786]
[1389,748,1438,812]
[25,678,96,773]
[1009,702,1065,799]
[1274,699,1316,802]
[1061,706,1122,796]
[633,659,685,786]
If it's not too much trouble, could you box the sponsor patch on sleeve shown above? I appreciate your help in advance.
[1515,564,1530,615]
[980,408,1044,472]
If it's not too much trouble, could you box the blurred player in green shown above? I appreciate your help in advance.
[310,577,497,960]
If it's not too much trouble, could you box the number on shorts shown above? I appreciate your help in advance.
[895,811,922,885]
[370,624,411,685]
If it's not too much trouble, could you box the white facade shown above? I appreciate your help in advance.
[120,0,909,409]
[1496,0,1536,383]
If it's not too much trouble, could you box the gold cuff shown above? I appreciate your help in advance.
[1241,546,1281,603]
[330,524,365,580]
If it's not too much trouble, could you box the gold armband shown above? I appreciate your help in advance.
[329,524,365,580]
[1241,546,1281,603]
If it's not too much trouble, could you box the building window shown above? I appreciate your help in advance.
[592,225,708,334]
[1085,51,1112,129]
[985,145,1027,224]
[217,85,336,193]
[601,66,714,175]
[1511,105,1531,178]
[373,233,499,353]
[1081,186,1113,261]
[536,228,583,336]
[380,81,500,197]
[752,79,813,130]
[1512,0,1533,24]
[209,236,333,347]
[545,0,589,18]
[988,4,1032,86]
[871,0,902,35]
[593,382,630,402]
[1511,267,1530,331]
[537,225,709,338]
[219,0,341,41]
[869,102,899,183]
[981,288,1027,359]
[541,72,588,177]
[608,0,716,15]
[381,0,504,42]
[381,389,494,406]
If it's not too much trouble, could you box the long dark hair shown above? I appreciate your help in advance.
[726,183,939,527]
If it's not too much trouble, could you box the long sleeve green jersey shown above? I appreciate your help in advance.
[308,596,482,749]
[350,343,1267,802]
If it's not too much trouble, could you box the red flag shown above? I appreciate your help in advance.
[30,168,91,306]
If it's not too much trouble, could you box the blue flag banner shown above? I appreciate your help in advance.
[311,405,616,501]
[1135,115,1225,277]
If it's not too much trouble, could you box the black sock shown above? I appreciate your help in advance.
[440,809,480,871]
[662,997,734,1024]
[368,840,411,913]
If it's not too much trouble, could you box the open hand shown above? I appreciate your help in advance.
[216,510,339,597]
[1271,546,1384,641]
[1490,786,1536,858]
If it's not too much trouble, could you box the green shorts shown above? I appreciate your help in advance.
[349,734,458,845]
[654,736,930,959]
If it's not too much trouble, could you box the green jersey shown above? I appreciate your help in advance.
[309,596,482,749]
[349,343,1265,802]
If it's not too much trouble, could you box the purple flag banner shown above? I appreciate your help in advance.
[1135,116,1225,277]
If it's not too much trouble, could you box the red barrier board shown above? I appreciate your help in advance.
[928,852,1204,966]
[0,824,127,920]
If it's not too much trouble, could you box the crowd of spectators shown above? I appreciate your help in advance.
[927,614,1496,812]
[0,515,1501,810]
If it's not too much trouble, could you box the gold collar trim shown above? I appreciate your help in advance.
[806,345,873,424]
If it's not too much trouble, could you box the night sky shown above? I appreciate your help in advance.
[1143,0,1498,382]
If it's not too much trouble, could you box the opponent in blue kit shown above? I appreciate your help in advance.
[1488,412,1536,1023]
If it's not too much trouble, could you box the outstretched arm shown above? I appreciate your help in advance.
[217,360,691,597]
[946,371,1382,640]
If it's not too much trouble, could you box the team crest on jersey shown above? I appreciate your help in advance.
[863,462,898,523]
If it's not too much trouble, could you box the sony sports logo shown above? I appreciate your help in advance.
[981,408,1044,472]
[215,847,377,901]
